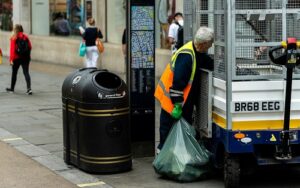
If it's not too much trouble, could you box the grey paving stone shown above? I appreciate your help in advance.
[29,111,60,120]
[1,123,52,133]
[15,144,51,157]
[4,138,31,147]
[0,128,17,139]
[58,169,112,188]
[16,129,63,145]
[52,150,64,159]
[41,109,63,118]
[38,143,63,153]
[33,154,70,171]
[0,116,35,127]
[44,123,63,129]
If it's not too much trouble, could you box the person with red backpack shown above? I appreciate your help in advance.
[6,24,32,95]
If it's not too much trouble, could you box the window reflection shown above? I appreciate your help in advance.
[50,0,84,36]
[0,0,13,31]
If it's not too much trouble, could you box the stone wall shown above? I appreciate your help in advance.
[0,31,171,78]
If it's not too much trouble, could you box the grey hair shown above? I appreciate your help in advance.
[194,26,214,44]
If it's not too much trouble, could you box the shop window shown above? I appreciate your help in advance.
[157,0,176,49]
[50,0,84,36]
[106,0,126,44]
[0,0,13,31]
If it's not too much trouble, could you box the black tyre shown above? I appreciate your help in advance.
[224,154,240,188]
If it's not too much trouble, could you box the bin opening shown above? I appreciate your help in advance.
[94,72,122,89]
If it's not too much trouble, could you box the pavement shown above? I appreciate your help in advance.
[1,58,300,188]
[0,141,76,188]
[0,58,223,188]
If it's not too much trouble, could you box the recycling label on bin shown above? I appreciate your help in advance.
[72,76,82,85]
[98,91,126,99]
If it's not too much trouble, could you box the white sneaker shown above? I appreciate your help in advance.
[26,89,32,95]
[156,148,161,156]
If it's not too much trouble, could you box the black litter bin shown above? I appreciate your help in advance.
[62,68,131,173]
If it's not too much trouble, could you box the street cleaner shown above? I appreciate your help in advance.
[153,27,214,182]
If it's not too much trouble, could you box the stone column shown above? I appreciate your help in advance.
[176,0,184,13]
[95,0,106,41]
[12,0,31,33]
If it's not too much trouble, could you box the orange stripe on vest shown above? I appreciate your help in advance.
[154,42,196,114]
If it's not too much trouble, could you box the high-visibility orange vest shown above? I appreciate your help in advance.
[154,41,197,114]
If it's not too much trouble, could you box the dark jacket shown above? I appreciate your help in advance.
[54,18,71,35]
[83,27,103,47]
[171,43,214,122]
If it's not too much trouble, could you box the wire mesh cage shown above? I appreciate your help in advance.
[235,0,282,9]
[287,14,300,39]
[184,0,300,81]
[183,0,194,43]
[287,0,300,9]
[193,69,212,138]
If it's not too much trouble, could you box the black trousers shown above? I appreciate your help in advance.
[10,58,31,90]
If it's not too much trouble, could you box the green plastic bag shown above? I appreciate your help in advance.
[153,117,211,182]
[78,41,86,57]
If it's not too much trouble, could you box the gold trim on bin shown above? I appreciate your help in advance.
[78,111,129,117]
[80,153,131,161]
[65,149,132,164]
[78,107,129,113]
[79,157,131,164]
[62,103,129,117]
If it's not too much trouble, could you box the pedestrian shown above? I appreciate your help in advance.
[0,48,2,65]
[154,26,214,153]
[168,12,184,54]
[81,17,103,68]
[122,28,127,72]
[53,12,71,36]
[122,29,126,58]
[6,24,32,95]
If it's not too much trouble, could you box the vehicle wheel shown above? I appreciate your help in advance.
[224,154,240,188]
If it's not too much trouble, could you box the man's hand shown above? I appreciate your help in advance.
[171,103,182,119]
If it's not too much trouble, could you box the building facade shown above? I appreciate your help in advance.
[0,0,184,152]
[0,0,183,75]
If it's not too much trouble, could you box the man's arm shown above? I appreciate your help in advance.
[168,23,177,46]
[199,54,214,71]
[122,44,126,57]
[170,53,193,104]
[169,53,193,119]
[122,29,127,57]
[168,37,175,45]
